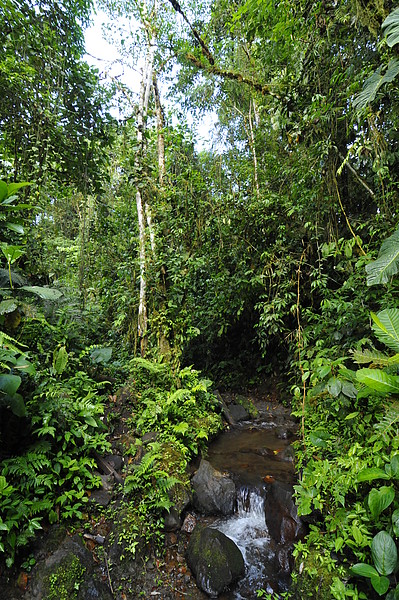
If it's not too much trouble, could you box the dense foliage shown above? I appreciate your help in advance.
[1,0,399,597]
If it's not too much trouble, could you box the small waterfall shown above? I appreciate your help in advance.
[212,487,275,599]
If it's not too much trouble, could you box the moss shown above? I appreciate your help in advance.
[290,549,336,600]
[44,554,85,600]
[235,394,259,418]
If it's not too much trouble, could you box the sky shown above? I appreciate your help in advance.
[84,9,218,150]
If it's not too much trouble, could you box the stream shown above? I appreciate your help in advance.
[205,400,297,598]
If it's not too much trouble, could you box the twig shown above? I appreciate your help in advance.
[104,550,114,596]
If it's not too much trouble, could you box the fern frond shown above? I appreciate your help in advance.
[374,401,399,441]
[351,347,399,366]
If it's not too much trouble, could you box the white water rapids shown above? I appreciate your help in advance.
[212,488,276,599]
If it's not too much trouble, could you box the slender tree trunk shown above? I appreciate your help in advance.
[248,100,260,199]
[136,22,155,355]
[153,72,166,186]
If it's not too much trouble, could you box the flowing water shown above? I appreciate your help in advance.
[205,410,296,598]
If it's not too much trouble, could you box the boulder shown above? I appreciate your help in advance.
[228,404,250,422]
[186,526,245,597]
[28,531,113,600]
[264,481,306,544]
[192,460,236,516]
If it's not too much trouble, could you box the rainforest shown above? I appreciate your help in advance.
[0,0,399,598]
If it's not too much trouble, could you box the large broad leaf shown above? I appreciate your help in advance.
[309,429,331,448]
[371,531,398,576]
[350,563,379,578]
[353,60,399,111]
[371,574,390,596]
[90,347,113,364]
[0,299,18,315]
[6,393,26,417]
[20,286,62,300]
[0,181,8,203]
[368,486,395,518]
[0,374,21,396]
[371,309,399,353]
[382,7,399,48]
[356,368,399,395]
[357,468,390,483]
[0,243,25,264]
[53,346,68,375]
[366,227,399,286]
[5,222,24,235]
[6,182,31,196]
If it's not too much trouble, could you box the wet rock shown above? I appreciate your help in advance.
[186,526,245,598]
[192,460,235,516]
[88,488,112,507]
[264,481,306,544]
[28,531,112,600]
[228,404,250,422]
[141,431,158,445]
[164,507,181,531]
[104,453,123,472]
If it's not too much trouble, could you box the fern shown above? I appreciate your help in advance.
[351,347,399,367]
[374,401,399,441]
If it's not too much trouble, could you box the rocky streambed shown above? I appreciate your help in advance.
[0,384,305,600]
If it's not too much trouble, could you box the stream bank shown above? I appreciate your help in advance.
[0,381,303,600]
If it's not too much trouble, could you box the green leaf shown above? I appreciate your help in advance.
[357,468,390,482]
[5,222,24,235]
[390,455,399,478]
[371,574,390,596]
[20,286,62,300]
[367,227,399,285]
[0,244,25,264]
[6,182,31,196]
[356,368,399,394]
[84,416,98,427]
[368,486,395,518]
[382,7,399,47]
[341,380,358,398]
[90,347,112,364]
[53,346,68,375]
[327,376,342,397]
[0,181,8,203]
[0,374,21,396]
[0,299,18,315]
[392,509,399,537]
[7,393,26,417]
[371,309,399,353]
[354,60,399,112]
[386,584,399,600]
[350,563,379,578]
[371,531,398,576]
[309,429,331,448]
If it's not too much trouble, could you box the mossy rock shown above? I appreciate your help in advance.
[29,532,112,600]
[186,526,245,598]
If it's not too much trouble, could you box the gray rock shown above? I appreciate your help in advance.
[264,481,306,544]
[164,507,181,531]
[186,526,245,598]
[228,404,250,422]
[192,460,235,516]
[28,531,112,600]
